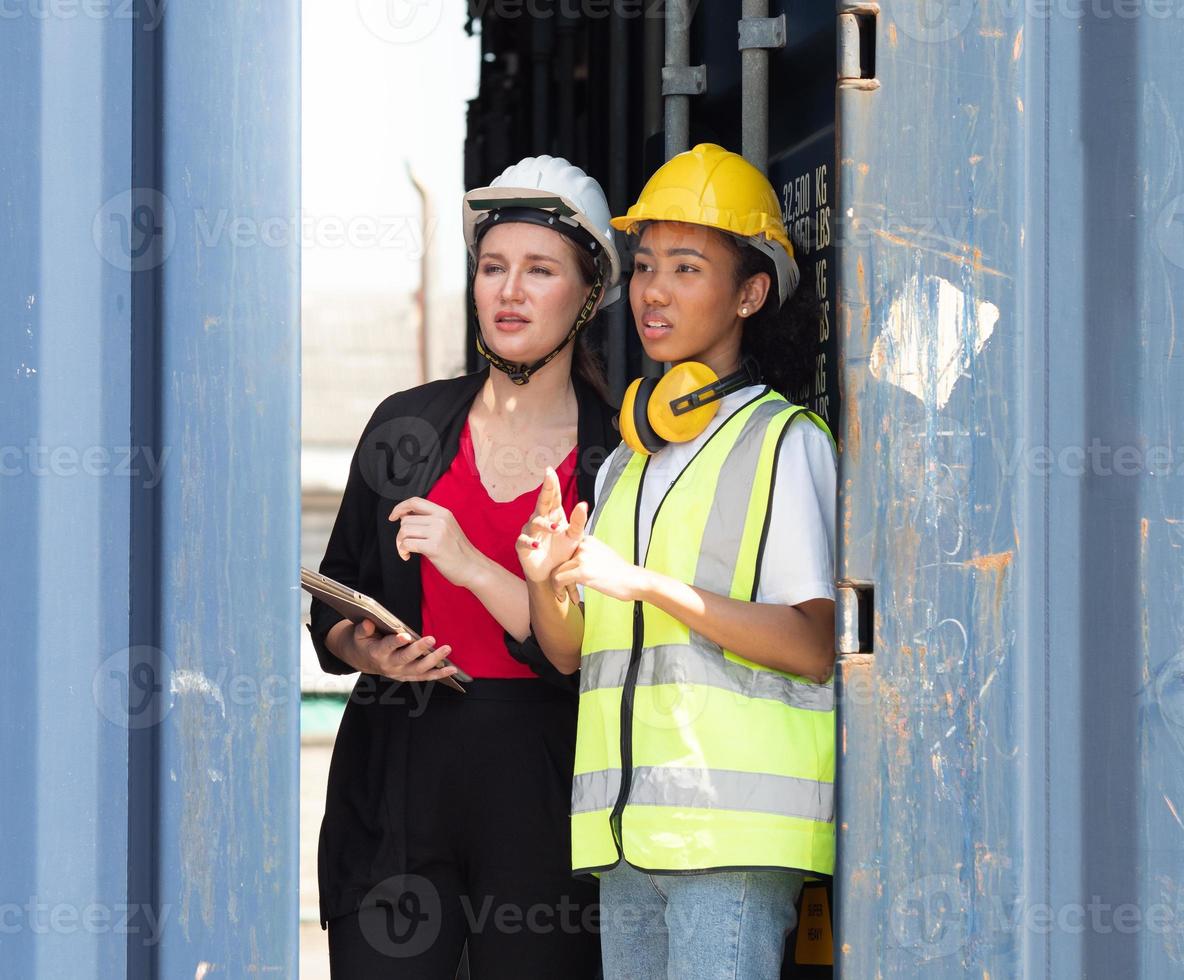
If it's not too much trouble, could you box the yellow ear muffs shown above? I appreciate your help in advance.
[620,376,666,456]
[647,361,723,444]
[619,361,758,456]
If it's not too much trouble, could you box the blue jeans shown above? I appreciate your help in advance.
[598,862,804,980]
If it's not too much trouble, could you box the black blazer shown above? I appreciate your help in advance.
[308,367,620,927]
[308,365,619,689]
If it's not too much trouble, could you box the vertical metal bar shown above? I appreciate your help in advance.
[643,0,664,140]
[740,0,769,171]
[407,166,430,385]
[128,1,164,976]
[606,5,630,402]
[556,9,578,154]
[664,0,693,159]
[532,16,553,155]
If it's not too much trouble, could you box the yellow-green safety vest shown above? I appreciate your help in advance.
[573,387,836,877]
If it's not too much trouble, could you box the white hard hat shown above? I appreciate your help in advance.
[463,155,622,307]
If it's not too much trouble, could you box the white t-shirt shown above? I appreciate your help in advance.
[583,385,836,607]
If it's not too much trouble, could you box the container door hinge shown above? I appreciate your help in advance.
[838,7,878,85]
[836,581,875,655]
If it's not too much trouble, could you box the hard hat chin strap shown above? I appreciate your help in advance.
[474,268,605,386]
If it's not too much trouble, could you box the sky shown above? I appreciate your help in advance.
[302,0,480,296]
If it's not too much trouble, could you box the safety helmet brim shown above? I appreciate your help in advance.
[464,185,623,307]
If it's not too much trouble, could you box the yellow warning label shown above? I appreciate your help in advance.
[794,884,834,966]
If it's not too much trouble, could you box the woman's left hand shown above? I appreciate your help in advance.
[552,535,649,603]
[388,497,482,588]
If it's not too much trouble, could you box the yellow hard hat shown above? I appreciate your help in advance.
[611,143,800,305]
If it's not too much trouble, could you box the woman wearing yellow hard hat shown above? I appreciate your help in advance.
[518,143,837,979]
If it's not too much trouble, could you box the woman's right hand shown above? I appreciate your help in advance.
[335,618,459,683]
[517,467,588,584]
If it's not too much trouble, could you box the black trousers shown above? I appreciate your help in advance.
[327,679,601,979]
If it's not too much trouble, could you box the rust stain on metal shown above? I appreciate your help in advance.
[870,228,1007,278]
[887,22,897,47]
[843,477,854,548]
[963,550,1013,613]
[964,551,1014,574]
[1012,26,1024,61]
[846,380,861,456]
[857,256,871,346]
[979,28,1004,39]
[969,154,983,165]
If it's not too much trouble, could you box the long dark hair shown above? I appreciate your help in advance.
[720,233,818,400]
[567,242,613,403]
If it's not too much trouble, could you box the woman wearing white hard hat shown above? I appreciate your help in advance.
[309,156,620,978]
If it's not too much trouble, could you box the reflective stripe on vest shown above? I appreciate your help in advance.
[572,767,834,821]
[573,388,836,876]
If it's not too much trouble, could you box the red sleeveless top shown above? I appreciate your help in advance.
[420,417,579,678]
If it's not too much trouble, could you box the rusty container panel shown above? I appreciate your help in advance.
[836,1,1184,977]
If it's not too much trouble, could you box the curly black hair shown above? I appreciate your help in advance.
[718,233,819,401]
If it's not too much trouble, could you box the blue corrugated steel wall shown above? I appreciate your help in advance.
[836,1,1184,977]
[0,2,300,977]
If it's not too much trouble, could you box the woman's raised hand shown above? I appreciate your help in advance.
[516,466,588,584]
